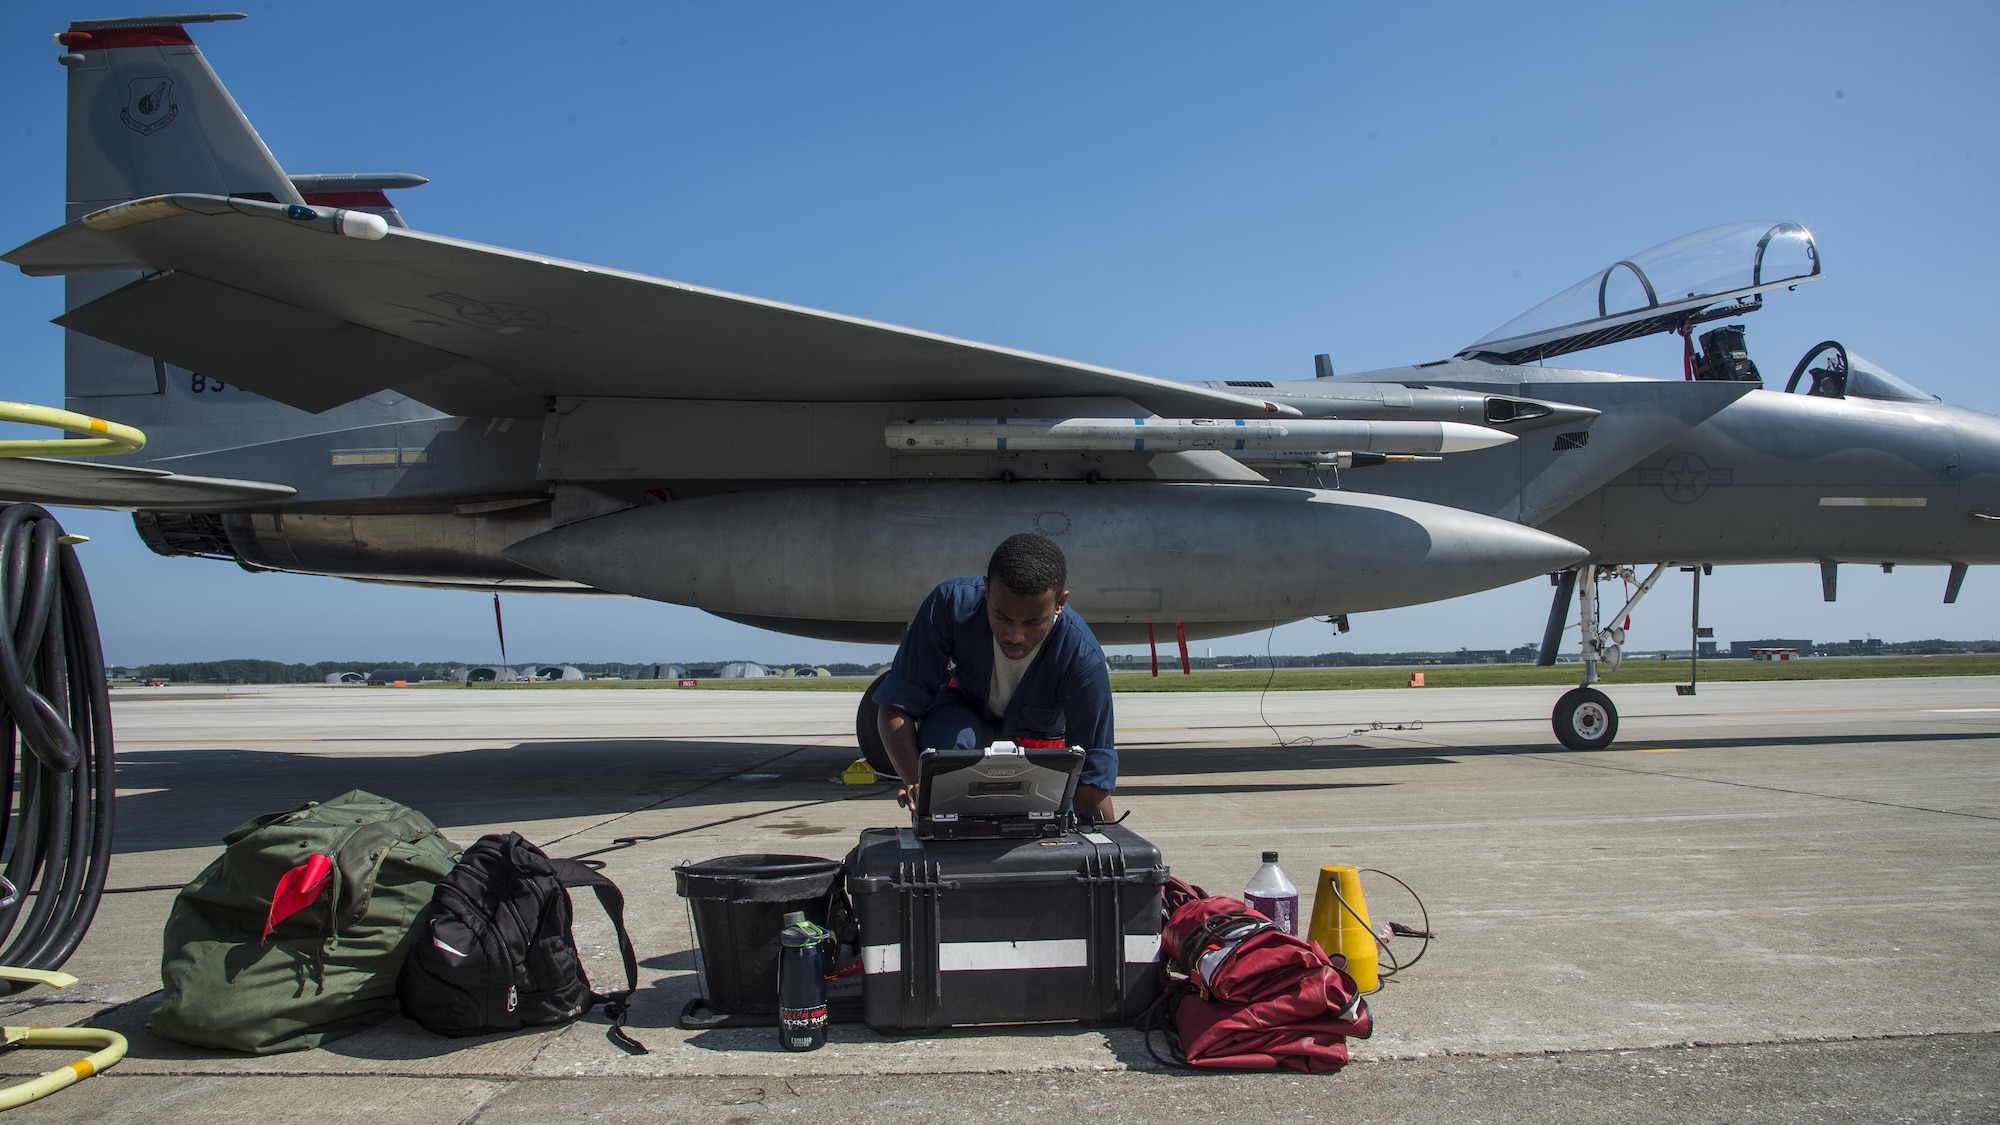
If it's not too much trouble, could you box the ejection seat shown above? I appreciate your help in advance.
[1784,341,1939,403]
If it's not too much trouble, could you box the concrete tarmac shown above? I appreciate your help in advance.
[2,676,1995,1122]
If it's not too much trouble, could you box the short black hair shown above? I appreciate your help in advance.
[987,533,1067,598]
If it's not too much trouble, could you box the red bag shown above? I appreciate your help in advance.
[1151,878,1372,1072]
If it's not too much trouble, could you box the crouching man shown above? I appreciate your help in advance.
[872,532,1116,820]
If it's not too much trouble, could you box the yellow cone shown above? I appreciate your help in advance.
[1305,864,1378,992]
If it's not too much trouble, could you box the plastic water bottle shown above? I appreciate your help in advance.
[1244,851,1300,935]
[777,910,830,1051]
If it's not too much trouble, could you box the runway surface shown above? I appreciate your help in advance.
[4,677,1995,1122]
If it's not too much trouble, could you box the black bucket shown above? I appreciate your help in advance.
[673,853,845,1020]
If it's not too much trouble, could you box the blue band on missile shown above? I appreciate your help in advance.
[1134,440,1144,450]
[997,438,1006,450]
[1235,439,1244,449]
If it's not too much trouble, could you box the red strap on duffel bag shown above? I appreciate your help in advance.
[1146,879,1371,1072]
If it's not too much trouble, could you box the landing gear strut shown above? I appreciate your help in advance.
[1547,562,1668,751]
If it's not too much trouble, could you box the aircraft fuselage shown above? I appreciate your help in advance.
[1248,363,2000,570]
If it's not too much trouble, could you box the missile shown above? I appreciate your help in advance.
[1201,381,1602,430]
[1226,451,1444,468]
[884,418,1514,455]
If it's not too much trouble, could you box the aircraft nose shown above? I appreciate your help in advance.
[1956,411,2000,553]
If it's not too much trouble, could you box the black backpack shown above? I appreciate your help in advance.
[397,832,645,1052]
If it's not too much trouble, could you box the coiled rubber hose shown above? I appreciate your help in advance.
[0,504,114,985]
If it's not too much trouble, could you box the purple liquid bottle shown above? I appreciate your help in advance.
[1243,850,1299,935]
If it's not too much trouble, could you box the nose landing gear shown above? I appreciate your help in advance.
[1545,562,1670,751]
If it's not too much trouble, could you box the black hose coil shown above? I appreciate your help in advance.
[0,504,115,981]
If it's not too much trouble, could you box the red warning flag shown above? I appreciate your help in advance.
[262,853,334,944]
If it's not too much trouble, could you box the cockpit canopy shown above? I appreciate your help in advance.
[1785,341,1938,403]
[1461,221,1821,365]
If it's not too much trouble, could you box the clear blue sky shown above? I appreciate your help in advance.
[1,1,1994,666]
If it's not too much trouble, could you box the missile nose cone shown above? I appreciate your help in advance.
[1435,421,1518,454]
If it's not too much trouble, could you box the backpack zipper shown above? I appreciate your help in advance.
[507,985,518,1012]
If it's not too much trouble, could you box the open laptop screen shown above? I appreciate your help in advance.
[915,742,1083,838]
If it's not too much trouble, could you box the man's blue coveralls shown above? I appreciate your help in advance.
[871,576,1117,793]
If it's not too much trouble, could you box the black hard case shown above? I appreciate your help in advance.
[847,823,1167,1031]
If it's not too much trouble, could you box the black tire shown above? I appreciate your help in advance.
[855,672,895,774]
[1552,687,1618,750]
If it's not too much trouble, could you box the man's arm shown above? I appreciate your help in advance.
[871,581,961,801]
[877,705,924,795]
[1064,649,1118,822]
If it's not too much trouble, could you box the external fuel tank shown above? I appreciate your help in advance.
[503,481,1587,644]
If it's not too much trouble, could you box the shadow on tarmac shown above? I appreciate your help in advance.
[111,740,871,854]
[111,724,1982,855]
[111,737,1448,855]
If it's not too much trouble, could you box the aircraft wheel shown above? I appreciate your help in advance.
[855,673,895,775]
[1552,687,1618,751]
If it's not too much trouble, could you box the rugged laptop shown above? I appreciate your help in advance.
[913,741,1084,840]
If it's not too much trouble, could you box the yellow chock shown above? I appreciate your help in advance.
[1306,864,1379,992]
[842,759,879,785]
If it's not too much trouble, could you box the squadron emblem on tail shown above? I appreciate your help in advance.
[119,76,177,135]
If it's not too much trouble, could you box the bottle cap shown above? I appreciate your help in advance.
[1262,850,1279,863]
[782,910,806,924]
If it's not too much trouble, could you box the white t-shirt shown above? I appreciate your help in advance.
[987,635,1047,719]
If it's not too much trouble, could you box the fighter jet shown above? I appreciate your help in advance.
[2,13,1582,647]
[7,16,1996,757]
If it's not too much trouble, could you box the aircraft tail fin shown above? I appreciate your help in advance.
[56,14,297,412]
[58,13,300,216]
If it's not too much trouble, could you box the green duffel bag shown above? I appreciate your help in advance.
[150,789,462,1053]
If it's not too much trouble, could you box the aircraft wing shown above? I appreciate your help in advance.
[0,456,296,509]
[5,194,1298,419]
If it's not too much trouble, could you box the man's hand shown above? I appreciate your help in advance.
[1074,784,1114,823]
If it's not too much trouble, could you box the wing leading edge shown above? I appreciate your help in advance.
[6,194,1299,419]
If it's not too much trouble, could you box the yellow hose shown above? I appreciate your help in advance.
[0,967,125,1110]
[0,401,145,459]
[0,1026,127,1110]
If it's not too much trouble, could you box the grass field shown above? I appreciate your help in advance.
[442,654,2000,692]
